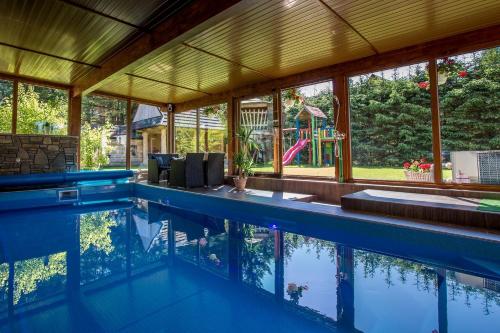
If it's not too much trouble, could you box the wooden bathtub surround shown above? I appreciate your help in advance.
[235,176,500,204]
[341,190,500,230]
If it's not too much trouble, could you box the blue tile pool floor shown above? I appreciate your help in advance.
[0,197,499,332]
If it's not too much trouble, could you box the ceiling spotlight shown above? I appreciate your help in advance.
[284,0,297,8]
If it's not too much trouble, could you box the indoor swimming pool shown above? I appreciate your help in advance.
[0,183,499,332]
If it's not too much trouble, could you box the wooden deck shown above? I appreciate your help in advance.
[140,182,500,241]
[341,190,500,230]
[151,182,318,203]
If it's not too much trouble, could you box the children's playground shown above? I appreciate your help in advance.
[241,99,343,177]
[282,105,342,177]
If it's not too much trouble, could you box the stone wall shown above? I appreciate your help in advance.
[0,134,78,175]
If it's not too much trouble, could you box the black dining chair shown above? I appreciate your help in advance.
[205,153,225,187]
[147,153,179,183]
[169,153,205,188]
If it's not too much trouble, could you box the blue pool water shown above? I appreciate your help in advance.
[0,190,499,332]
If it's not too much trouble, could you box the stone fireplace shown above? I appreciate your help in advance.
[0,134,78,175]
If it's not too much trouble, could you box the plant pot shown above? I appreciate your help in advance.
[404,170,433,182]
[437,72,448,85]
[284,99,294,107]
[233,176,248,191]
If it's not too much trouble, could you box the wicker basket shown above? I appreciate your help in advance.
[404,170,433,182]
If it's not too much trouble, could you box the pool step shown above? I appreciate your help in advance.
[341,190,500,230]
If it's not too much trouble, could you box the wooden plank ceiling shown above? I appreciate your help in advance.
[0,0,498,103]
[0,0,172,83]
[100,0,500,103]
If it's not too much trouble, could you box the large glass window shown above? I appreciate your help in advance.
[200,103,228,172]
[349,63,433,181]
[81,95,127,170]
[199,104,227,153]
[239,95,276,173]
[130,102,166,169]
[174,110,197,156]
[0,79,13,133]
[438,48,500,185]
[17,83,68,135]
[281,82,336,178]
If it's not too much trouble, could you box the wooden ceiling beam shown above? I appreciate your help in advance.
[91,90,169,107]
[0,71,72,90]
[71,0,245,97]
[317,0,379,54]
[181,42,273,79]
[175,24,500,112]
[56,0,144,31]
[125,73,211,95]
[0,41,100,68]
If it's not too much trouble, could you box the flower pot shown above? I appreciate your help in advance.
[233,176,247,191]
[404,170,433,182]
[437,72,448,85]
[284,99,294,107]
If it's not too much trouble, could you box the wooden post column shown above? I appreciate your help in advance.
[334,75,351,182]
[69,90,82,169]
[160,105,169,154]
[275,89,283,176]
[168,107,175,153]
[126,99,132,170]
[227,97,237,176]
[195,108,200,152]
[12,80,18,134]
[429,59,443,184]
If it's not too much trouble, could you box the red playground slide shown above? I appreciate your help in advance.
[282,139,308,166]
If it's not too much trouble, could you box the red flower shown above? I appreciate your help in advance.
[420,163,432,170]
[403,162,411,169]
[458,70,468,78]
[418,81,429,89]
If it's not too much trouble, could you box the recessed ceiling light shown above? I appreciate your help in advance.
[284,0,297,8]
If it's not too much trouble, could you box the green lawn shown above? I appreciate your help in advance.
[96,163,452,182]
[253,163,452,181]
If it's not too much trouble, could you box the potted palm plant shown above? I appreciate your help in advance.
[233,127,258,191]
